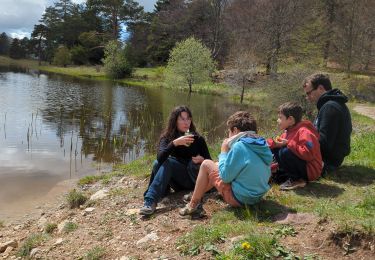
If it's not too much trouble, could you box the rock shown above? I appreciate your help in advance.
[84,207,95,213]
[0,240,18,253]
[136,232,159,245]
[13,225,23,231]
[119,257,130,260]
[3,246,14,254]
[118,177,127,184]
[125,209,140,216]
[89,189,108,201]
[53,238,64,246]
[37,216,48,229]
[30,248,40,258]
[57,220,69,234]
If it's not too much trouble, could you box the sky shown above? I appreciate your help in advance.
[0,0,157,39]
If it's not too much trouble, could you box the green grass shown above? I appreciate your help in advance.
[44,223,57,234]
[84,246,106,260]
[17,233,47,257]
[66,189,88,209]
[63,222,78,233]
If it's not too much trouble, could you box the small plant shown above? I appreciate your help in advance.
[66,189,87,209]
[78,175,102,186]
[273,225,298,238]
[63,221,78,233]
[17,233,46,257]
[0,220,4,228]
[44,223,57,234]
[84,246,105,260]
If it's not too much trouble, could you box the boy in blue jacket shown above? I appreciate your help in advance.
[180,111,273,217]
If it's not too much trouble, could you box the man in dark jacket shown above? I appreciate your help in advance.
[303,73,352,172]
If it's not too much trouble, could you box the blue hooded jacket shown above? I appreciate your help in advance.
[218,135,273,205]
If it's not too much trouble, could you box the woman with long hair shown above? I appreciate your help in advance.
[140,105,211,216]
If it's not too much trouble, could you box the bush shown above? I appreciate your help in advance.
[53,46,71,67]
[103,40,133,79]
[70,45,88,65]
[166,37,216,93]
[17,233,46,257]
[347,80,375,102]
[66,189,87,209]
[63,222,78,233]
[44,223,57,234]
[84,246,106,260]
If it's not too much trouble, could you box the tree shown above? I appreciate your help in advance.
[0,32,10,55]
[103,40,133,79]
[166,37,216,93]
[53,46,71,67]
[9,39,24,59]
[31,24,48,65]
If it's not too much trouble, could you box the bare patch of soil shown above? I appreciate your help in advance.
[1,175,374,259]
[354,105,375,120]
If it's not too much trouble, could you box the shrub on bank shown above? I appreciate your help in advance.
[103,40,133,79]
[66,189,87,209]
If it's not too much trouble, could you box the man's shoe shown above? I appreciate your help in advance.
[139,198,156,216]
[280,179,306,190]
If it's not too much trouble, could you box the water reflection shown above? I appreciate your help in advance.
[0,66,248,220]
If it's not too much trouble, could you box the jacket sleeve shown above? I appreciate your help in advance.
[197,136,212,160]
[156,137,174,164]
[318,104,340,156]
[287,128,318,161]
[218,144,246,183]
[267,132,287,149]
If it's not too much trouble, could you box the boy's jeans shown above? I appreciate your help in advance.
[144,157,199,203]
[272,147,308,182]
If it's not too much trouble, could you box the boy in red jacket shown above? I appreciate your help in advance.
[268,102,323,190]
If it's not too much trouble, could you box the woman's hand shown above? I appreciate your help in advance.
[192,155,204,164]
[172,134,194,147]
[273,137,288,148]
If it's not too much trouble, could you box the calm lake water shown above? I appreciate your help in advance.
[0,66,247,220]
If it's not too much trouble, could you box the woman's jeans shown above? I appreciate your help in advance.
[144,157,200,203]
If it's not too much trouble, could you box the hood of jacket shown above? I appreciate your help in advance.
[317,89,348,110]
[239,135,273,165]
[286,120,319,137]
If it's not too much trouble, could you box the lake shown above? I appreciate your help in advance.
[0,66,247,220]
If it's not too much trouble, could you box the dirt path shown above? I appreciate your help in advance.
[353,105,375,120]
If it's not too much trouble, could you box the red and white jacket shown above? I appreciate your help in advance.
[268,120,323,181]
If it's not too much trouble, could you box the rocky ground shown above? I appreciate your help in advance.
[1,172,374,260]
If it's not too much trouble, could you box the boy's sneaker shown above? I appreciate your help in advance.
[183,192,193,203]
[280,179,306,190]
[139,198,156,216]
[179,203,206,218]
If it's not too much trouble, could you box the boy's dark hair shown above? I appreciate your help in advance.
[278,102,303,124]
[303,73,332,91]
[227,111,257,133]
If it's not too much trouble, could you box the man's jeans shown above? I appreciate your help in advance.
[144,157,199,203]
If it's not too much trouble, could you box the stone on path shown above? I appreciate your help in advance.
[57,220,69,234]
[125,208,140,215]
[84,207,95,213]
[30,248,40,258]
[53,238,64,246]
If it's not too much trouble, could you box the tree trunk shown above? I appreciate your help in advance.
[240,76,245,104]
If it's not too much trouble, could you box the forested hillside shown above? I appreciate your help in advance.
[0,0,374,74]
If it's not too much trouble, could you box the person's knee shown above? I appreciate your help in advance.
[279,147,293,161]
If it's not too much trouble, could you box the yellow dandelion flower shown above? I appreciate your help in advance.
[241,241,252,250]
